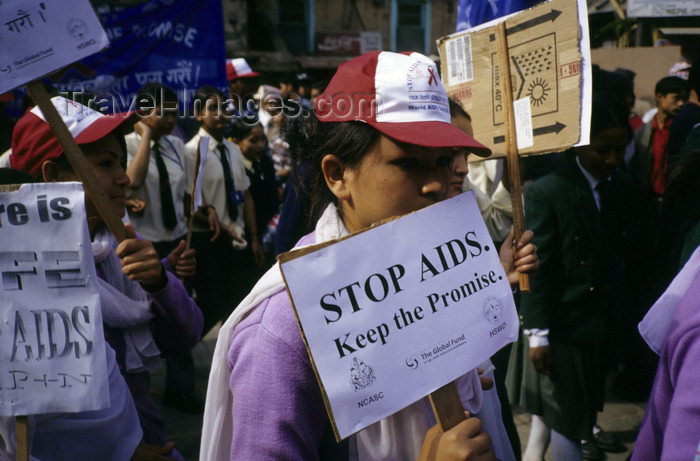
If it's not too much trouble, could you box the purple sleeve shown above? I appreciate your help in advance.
[632,290,700,461]
[227,292,328,461]
[659,325,700,459]
[149,270,203,355]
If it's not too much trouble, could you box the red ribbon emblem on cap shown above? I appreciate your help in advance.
[427,67,438,87]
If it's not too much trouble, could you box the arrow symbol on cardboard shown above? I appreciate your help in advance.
[508,10,562,34]
[489,10,563,41]
[493,121,566,144]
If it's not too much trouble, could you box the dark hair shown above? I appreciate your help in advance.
[280,73,298,86]
[665,148,700,223]
[590,91,632,141]
[655,76,687,96]
[192,86,226,116]
[311,80,327,93]
[592,65,633,97]
[0,168,35,185]
[448,97,471,121]
[285,113,378,225]
[230,117,262,141]
[614,68,636,83]
[687,59,700,95]
[136,83,178,111]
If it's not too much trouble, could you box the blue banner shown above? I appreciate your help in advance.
[456,0,541,31]
[57,0,227,114]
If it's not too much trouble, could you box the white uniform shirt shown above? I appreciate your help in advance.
[184,128,250,238]
[464,159,513,243]
[125,132,188,242]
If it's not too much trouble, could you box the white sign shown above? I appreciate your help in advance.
[0,0,110,94]
[0,183,109,416]
[279,192,518,440]
[514,97,534,149]
[627,0,700,17]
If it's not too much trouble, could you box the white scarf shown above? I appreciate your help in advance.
[638,245,700,355]
[200,204,486,461]
[92,226,161,373]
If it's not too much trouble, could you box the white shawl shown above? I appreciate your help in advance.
[638,245,700,355]
[92,226,161,372]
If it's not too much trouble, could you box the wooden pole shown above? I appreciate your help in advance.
[16,415,29,461]
[496,22,530,292]
[25,82,128,243]
[429,381,467,431]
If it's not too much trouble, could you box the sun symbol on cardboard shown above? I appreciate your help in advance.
[527,77,551,107]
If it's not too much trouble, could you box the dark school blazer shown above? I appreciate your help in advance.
[519,153,640,347]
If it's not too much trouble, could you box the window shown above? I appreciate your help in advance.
[393,0,429,53]
[277,0,314,55]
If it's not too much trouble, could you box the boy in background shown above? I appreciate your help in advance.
[185,86,263,329]
[125,83,201,415]
[630,76,687,198]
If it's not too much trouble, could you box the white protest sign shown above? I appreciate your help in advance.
[0,182,109,416]
[0,0,110,94]
[279,192,518,440]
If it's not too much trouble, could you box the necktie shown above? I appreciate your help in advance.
[153,143,177,230]
[595,179,615,247]
[217,144,239,222]
[596,178,624,282]
[253,160,263,178]
[595,178,612,230]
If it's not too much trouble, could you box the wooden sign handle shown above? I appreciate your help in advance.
[496,22,530,293]
[16,415,29,461]
[429,381,467,431]
[25,82,129,243]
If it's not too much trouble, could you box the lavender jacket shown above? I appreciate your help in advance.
[227,233,346,460]
[631,272,700,460]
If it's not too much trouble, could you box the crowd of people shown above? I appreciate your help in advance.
[0,47,699,461]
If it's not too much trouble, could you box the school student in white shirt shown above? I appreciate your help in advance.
[125,83,202,415]
[185,86,264,333]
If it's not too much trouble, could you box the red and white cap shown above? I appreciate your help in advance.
[226,58,260,81]
[10,96,134,178]
[316,51,490,156]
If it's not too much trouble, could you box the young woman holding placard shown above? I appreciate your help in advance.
[8,95,203,460]
[202,51,519,461]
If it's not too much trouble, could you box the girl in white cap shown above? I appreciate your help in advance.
[202,51,508,461]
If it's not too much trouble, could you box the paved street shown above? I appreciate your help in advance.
[512,397,645,461]
[152,326,647,460]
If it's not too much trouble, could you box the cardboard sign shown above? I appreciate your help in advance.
[0,183,109,416]
[279,192,518,440]
[0,0,109,94]
[438,0,591,158]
